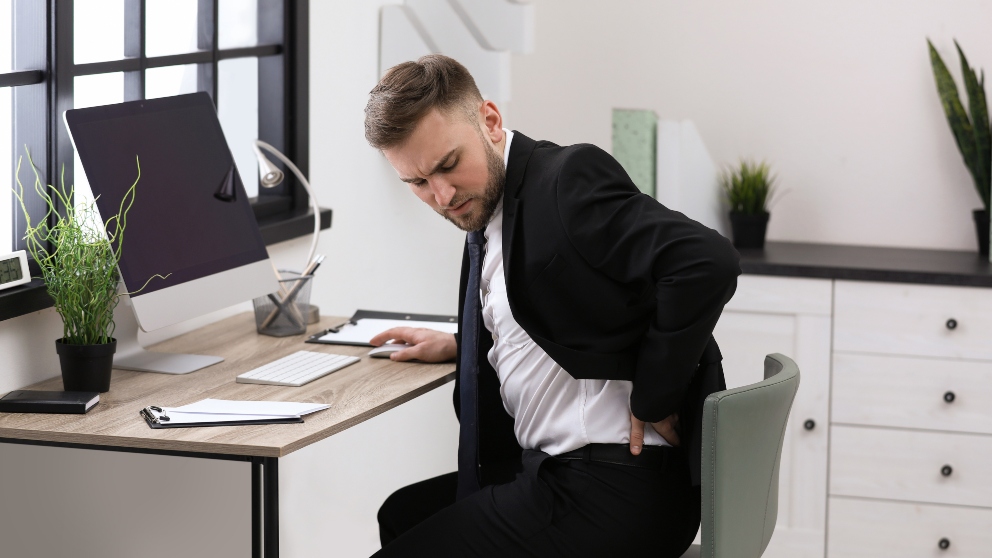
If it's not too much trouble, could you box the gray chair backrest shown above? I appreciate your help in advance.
[699,353,800,558]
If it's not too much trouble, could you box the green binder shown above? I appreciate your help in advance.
[612,108,657,197]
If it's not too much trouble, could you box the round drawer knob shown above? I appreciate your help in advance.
[939,538,951,550]
[944,391,956,403]
[804,419,816,431]
[941,465,953,477]
[946,318,958,330]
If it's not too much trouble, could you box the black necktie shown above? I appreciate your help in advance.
[456,229,485,500]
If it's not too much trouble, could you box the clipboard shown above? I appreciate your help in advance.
[306,309,458,347]
[140,406,304,429]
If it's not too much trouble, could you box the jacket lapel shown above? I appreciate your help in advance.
[501,132,537,284]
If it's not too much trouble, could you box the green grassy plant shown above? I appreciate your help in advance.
[721,159,776,215]
[14,150,164,345]
[928,39,991,211]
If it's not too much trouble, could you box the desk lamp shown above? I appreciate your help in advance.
[253,140,321,271]
[253,140,323,324]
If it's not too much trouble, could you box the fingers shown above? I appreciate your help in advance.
[390,345,421,362]
[389,350,414,362]
[369,327,416,347]
[652,414,682,447]
[371,329,458,363]
[388,337,440,363]
[629,413,645,455]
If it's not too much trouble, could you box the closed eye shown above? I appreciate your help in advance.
[401,150,458,185]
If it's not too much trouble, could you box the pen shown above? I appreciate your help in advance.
[261,255,326,329]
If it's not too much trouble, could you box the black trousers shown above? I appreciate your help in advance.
[373,446,700,558]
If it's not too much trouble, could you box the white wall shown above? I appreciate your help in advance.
[311,1,466,318]
[0,2,463,557]
[510,0,992,251]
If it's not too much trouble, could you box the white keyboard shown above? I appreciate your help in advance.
[236,350,360,387]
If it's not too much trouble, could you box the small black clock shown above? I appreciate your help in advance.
[0,250,30,291]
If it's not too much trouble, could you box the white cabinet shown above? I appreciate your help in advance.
[830,425,992,508]
[832,353,992,435]
[716,276,992,558]
[834,281,992,360]
[828,498,992,558]
[714,275,832,558]
[827,280,992,558]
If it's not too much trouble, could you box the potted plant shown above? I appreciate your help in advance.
[927,39,991,256]
[14,152,160,392]
[721,159,776,249]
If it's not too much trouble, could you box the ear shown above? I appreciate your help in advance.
[479,100,504,144]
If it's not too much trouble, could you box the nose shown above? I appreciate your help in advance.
[430,178,457,208]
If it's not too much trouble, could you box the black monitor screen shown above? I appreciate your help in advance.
[65,92,269,296]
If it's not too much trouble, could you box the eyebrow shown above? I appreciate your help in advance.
[400,149,457,183]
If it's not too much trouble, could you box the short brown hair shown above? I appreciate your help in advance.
[365,55,483,149]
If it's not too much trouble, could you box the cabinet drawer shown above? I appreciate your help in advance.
[725,275,832,315]
[830,426,992,507]
[828,497,992,558]
[834,281,992,360]
[832,353,992,435]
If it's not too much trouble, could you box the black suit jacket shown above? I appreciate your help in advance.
[454,132,740,486]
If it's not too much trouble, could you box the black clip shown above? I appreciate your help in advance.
[142,405,170,423]
[321,319,358,335]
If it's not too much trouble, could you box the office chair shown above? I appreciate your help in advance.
[681,353,800,558]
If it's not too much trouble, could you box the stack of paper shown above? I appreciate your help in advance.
[148,399,330,426]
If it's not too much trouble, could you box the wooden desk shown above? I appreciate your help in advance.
[0,313,456,558]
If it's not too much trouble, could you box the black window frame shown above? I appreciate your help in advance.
[0,0,327,322]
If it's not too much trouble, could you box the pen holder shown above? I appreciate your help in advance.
[253,270,314,337]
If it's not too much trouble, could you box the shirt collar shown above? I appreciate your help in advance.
[502,129,514,168]
[484,129,512,230]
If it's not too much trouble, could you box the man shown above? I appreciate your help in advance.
[364,55,740,557]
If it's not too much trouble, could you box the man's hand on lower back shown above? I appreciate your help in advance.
[629,412,681,455]
[369,327,458,363]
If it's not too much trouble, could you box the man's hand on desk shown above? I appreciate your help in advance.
[369,328,458,363]
[629,412,680,455]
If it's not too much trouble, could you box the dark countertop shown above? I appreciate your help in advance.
[740,242,992,288]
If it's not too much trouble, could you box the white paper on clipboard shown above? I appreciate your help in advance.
[312,318,458,345]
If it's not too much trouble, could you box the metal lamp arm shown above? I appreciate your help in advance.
[254,140,320,271]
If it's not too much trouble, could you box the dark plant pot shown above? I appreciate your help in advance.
[974,209,990,257]
[55,338,116,393]
[729,211,770,249]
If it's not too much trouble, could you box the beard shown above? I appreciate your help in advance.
[440,133,506,232]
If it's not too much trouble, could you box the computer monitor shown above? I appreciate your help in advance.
[64,92,280,374]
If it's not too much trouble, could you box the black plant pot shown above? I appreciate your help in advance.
[55,338,116,393]
[974,209,990,257]
[729,212,770,249]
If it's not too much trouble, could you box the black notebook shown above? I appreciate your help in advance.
[0,390,100,414]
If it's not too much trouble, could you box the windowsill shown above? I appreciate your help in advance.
[0,207,333,323]
[258,206,332,245]
[0,279,54,322]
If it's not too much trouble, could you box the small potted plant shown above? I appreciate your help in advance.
[15,152,161,392]
[927,39,991,256]
[721,159,776,249]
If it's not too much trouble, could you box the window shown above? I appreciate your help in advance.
[0,0,13,253]
[1,0,314,321]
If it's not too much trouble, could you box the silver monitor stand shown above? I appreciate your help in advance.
[112,290,223,374]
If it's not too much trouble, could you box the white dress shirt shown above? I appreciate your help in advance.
[479,130,666,455]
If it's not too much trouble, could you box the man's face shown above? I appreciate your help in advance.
[382,105,506,232]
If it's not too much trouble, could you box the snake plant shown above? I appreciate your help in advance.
[928,39,991,210]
